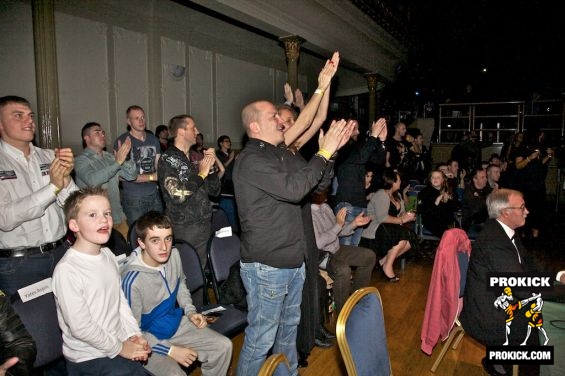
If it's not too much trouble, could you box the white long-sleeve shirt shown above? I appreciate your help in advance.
[0,140,78,248]
[52,247,141,362]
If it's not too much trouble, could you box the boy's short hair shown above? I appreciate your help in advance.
[0,95,31,110]
[135,211,173,242]
[63,186,109,223]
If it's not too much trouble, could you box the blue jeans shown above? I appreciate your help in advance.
[0,243,68,297]
[335,202,365,246]
[237,262,305,376]
[219,196,239,233]
[121,189,163,226]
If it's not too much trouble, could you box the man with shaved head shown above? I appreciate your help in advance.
[234,95,353,375]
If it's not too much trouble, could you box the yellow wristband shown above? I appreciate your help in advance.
[198,172,207,180]
[51,183,61,195]
[148,174,154,181]
[317,148,332,160]
[314,88,324,95]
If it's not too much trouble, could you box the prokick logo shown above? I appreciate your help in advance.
[485,272,554,366]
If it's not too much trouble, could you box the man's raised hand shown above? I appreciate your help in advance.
[370,118,388,141]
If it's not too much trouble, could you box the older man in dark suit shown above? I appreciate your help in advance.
[460,188,565,375]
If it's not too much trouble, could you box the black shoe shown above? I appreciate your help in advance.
[319,325,336,339]
[314,336,334,348]
[481,357,507,376]
[297,352,309,368]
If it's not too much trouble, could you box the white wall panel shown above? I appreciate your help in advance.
[0,2,36,110]
[216,54,274,148]
[55,12,109,150]
[113,26,148,132]
[187,46,214,146]
[161,36,186,125]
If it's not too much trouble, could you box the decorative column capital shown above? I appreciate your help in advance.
[364,72,384,92]
[279,35,306,61]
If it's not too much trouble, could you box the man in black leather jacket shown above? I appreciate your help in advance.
[0,290,36,376]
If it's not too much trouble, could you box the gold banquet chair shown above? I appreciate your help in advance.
[336,287,392,376]
[257,353,291,376]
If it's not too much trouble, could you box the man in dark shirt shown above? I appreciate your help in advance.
[157,114,220,264]
[233,100,352,376]
[385,121,409,170]
[334,118,387,245]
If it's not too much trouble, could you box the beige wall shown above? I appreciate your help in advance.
[1,0,360,153]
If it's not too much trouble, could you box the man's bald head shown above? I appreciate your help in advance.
[242,101,269,134]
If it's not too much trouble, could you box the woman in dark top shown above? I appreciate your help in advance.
[189,133,205,162]
[417,170,459,238]
[155,124,169,152]
[405,132,432,183]
[216,135,236,194]
[360,168,418,282]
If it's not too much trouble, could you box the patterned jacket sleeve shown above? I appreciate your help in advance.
[158,152,206,204]
[0,291,37,376]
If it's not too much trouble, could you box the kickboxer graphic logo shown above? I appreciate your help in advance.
[494,287,549,346]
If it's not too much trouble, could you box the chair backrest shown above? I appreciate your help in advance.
[413,184,427,193]
[408,179,421,189]
[257,353,291,376]
[415,213,440,241]
[179,240,248,338]
[336,287,391,376]
[104,228,130,257]
[175,240,208,307]
[11,292,63,368]
[211,207,231,234]
[208,234,241,302]
[128,220,139,251]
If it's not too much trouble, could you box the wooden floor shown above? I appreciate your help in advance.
[187,199,565,375]
[190,243,487,376]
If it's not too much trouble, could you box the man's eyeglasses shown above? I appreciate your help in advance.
[504,204,526,212]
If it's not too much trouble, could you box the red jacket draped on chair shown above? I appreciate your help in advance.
[421,228,472,355]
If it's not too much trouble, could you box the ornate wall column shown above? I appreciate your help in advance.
[32,0,61,148]
[279,35,305,92]
[364,72,382,122]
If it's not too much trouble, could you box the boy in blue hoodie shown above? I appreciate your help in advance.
[121,211,232,376]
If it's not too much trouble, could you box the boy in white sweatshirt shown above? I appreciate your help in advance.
[52,186,150,375]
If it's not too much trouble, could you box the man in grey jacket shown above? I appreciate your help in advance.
[75,122,138,238]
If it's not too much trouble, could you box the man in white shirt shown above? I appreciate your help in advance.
[0,95,78,297]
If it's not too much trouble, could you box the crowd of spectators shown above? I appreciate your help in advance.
[1,55,563,375]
